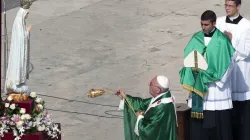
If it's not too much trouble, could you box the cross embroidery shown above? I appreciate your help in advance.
[157,100,161,104]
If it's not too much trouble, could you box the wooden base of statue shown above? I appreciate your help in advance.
[2,123,62,140]
[176,103,190,140]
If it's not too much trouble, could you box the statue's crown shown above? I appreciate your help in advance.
[20,0,36,9]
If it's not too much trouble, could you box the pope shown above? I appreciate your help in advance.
[115,75,178,140]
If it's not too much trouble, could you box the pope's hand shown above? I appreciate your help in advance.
[115,89,126,100]
[26,25,32,31]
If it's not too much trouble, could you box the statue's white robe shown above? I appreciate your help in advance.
[5,8,30,94]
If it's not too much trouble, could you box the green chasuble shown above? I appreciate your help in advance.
[179,29,235,118]
[123,91,177,140]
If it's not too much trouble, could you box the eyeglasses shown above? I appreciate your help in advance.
[224,4,236,8]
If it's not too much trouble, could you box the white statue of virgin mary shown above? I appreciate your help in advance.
[5,1,35,94]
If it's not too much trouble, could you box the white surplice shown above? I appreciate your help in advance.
[5,8,30,94]
[216,16,250,101]
[188,34,234,110]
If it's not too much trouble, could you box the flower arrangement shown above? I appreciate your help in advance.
[0,92,61,140]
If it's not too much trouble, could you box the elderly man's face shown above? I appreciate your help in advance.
[149,77,161,97]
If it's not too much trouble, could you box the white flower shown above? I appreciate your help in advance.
[21,114,31,120]
[30,92,37,98]
[21,115,26,120]
[32,122,37,127]
[52,134,58,139]
[5,103,10,108]
[13,129,18,136]
[16,121,24,128]
[37,104,43,110]
[25,114,31,120]
[7,96,13,101]
[33,117,42,127]
[35,98,42,103]
[18,127,25,136]
[47,130,52,136]
[37,124,45,131]
[52,124,59,132]
[20,108,26,114]
[0,124,8,137]
[10,104,16,110]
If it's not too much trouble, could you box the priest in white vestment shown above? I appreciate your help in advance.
[216,0,250,140]
[5,6,32,94]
